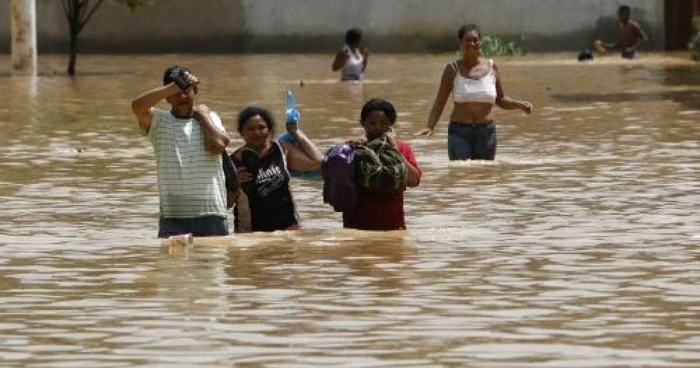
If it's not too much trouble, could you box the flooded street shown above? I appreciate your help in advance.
[0,53,698,367]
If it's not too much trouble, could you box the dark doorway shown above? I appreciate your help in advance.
[665,0,695,50]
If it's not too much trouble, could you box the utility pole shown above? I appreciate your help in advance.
[11,0,37,74]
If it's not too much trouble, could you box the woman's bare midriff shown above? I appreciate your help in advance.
[450,102,493,124]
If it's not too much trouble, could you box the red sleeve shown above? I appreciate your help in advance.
[397,140,421,176]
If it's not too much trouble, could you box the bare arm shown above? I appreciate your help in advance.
[416,64,455,136]
[226,190,239,209]
[637,24,648,42]
[387,133,420,187]
[281,129,323,171]
[332,50,349,71]
[494,64,533,114]
[193,104,231,154]
[131,83,180,131]
[400,151,421,188]
[400,151,421,187]
[627,23,648,51]
[361,48,369,71]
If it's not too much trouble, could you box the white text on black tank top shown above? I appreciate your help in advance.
[256,165,285,197]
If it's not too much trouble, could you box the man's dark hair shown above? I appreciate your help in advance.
[360,98,397,125]
[237,106,275,134]
[618,5,631,14]
[458,24,481,40]
[345,28,363,46]
[163,65,192,86]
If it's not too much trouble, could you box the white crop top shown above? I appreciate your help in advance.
[341,45,364,81]
[451,59,497,104]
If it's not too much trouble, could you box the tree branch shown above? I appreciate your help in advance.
[78,0,88,21]
[68,0,78,23]
[60,0,70,20]
[68,0,82,31]
[82,0,107,29]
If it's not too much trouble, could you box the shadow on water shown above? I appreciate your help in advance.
[656,66,700,86]
[552,65,700,110]
[222,236,411,291]
[552,90,700,110]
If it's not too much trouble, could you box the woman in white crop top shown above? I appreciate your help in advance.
[332,28,369,81]
[415,24,533,160]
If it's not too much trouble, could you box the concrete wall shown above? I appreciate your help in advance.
[0,0,665,53]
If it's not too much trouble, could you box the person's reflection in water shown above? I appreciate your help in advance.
[328,82,365,111]
[221,230,415,298]
[224,241,300,288]
[330,232,415,296]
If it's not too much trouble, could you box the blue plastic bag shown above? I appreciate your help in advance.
[277,89,322,180]
[278,89,300,145]
[285,89,300,124]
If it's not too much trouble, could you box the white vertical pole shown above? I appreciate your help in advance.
[11,0,37,73]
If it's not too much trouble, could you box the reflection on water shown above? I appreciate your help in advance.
[0,54,698,366]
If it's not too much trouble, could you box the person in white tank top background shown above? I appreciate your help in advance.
[332,28,369,81]
[415,24,533,161]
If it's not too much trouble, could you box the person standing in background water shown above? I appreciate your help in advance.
[596,5,648,59]
[415,24,532,161]
[332,28,369,81]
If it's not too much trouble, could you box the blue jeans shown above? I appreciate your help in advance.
[447,122,497,160]
[158,215,229,238]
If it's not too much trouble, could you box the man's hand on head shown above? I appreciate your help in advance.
[182,71,199,84]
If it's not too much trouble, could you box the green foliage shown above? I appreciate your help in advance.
[691,35,700,62]
[691,17,700,62]
[479,35,523,57]
[439,34,524,58]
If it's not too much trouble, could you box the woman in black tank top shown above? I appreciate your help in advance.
[231,107,323,233]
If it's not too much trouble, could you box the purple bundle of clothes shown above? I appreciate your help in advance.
[322,143,357,212]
